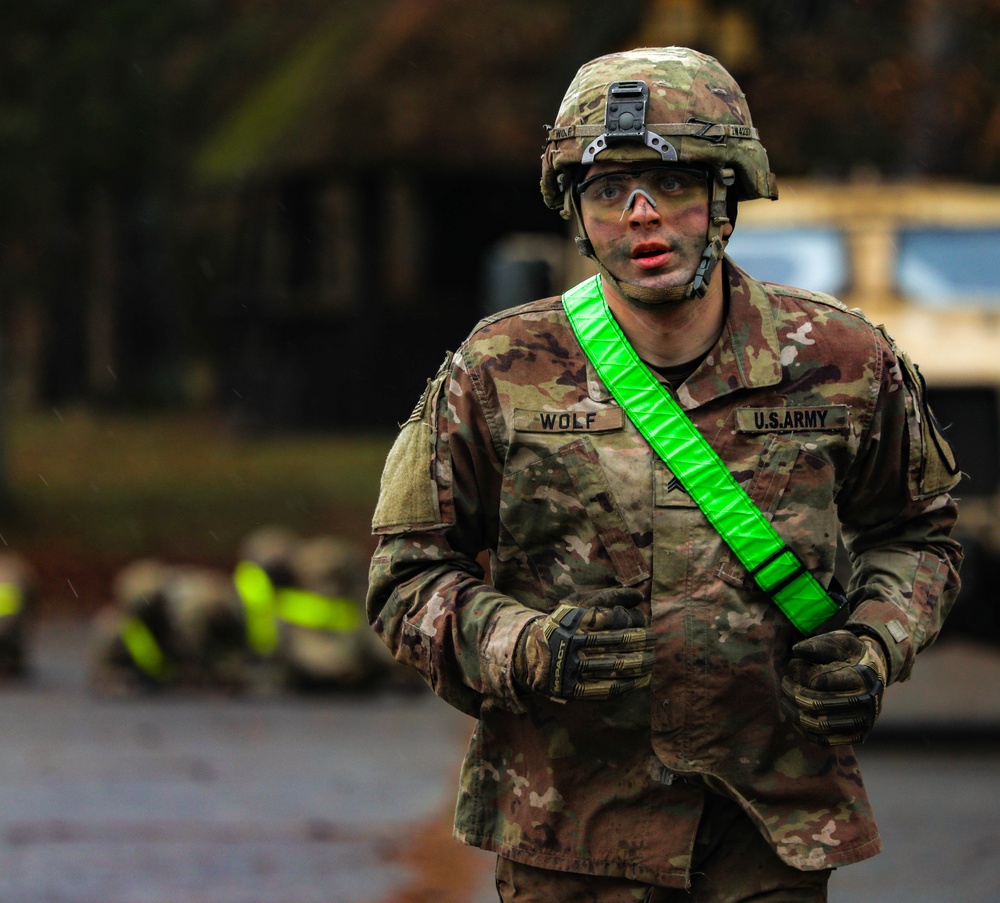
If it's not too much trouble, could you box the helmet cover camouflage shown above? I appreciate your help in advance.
[541,47,777,213]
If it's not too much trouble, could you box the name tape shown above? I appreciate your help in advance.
[513,408,625,434]
[736,405,849,433]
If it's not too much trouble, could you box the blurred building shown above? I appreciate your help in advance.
[195,0,651,430]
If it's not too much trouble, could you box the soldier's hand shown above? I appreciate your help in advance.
[780,629,888,746]
[513,587,655,700]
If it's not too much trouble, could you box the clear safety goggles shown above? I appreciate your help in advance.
[576,165,709,217]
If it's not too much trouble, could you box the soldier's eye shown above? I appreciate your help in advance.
[651,170,700,195]
[593,175,630,201]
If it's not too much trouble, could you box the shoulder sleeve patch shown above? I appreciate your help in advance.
[893,342,961,499]
[371,352,453,534]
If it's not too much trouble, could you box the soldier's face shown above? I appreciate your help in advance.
[578,162,717,293]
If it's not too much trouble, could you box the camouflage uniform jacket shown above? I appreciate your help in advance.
[368,260,962,888]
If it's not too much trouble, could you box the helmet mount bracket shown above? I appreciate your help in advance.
[582,80,678,164]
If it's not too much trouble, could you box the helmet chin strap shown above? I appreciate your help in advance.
[569,168,735,310]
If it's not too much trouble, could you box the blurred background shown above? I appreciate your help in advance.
[3,0,1000,611]
[1,1,1000,901]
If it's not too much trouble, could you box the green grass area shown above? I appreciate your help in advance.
[1,410,396,609]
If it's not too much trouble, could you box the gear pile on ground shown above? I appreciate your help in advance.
[87,526,411,695]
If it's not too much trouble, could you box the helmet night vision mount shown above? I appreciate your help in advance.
[581,80,679,165]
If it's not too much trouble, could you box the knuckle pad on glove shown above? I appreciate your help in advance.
[577,649,655,677]
[540,598,655,700]
[805,664,867,693]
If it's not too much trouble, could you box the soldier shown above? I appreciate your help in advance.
[89,558,168,694]
[233,524,301,688]
[0,551,37,678]
[89,558,246,694]
[367,47,963,901]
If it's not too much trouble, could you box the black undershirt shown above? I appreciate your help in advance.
[645,347,711,389]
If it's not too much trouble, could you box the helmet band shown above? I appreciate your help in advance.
[549,120,761,144]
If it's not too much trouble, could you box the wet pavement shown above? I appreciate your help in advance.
[0,618,496,903]
[0,618,997,902]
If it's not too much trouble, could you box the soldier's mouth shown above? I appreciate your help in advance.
[631,243,671,269]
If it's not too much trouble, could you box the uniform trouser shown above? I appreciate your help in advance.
[494,792,832,903]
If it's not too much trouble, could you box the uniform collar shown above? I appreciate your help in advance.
[585,259,783,409]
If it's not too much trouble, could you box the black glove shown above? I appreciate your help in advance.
[513,587,655,700]
[780,629,888,746]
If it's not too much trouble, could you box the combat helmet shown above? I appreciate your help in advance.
[541,47,777,307]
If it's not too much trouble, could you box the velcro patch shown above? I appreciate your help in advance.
[513,408,624,433]
[886,619,908,643]
[735,405,849,433]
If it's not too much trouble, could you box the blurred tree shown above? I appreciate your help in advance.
[0,0,322,408]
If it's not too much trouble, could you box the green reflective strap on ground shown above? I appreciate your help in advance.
[275,588,364,633]
[234,560,364,647]
[562,276,839,635]
[233,560,280,655]
[0,583,23,617]
[120,615,168,680]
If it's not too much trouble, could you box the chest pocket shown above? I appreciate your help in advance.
[498,437,649,604]
[716,434,838,589]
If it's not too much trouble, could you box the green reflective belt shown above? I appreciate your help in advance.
[233,560,280,656]
[121,615,169,680]
[233,561,364,655]
[562,276,842,635]
[0,583,23,617]
[276,588,364,633]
